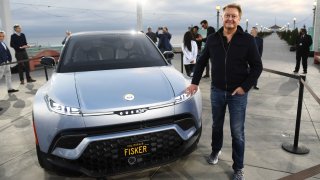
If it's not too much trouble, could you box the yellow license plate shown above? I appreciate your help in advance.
[123,142,149,157]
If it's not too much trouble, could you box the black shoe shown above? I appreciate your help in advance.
[8,89,19,93]
[293,71,298,74]
[0,107,3,111]
[27,78,36,83]
[303,71,307,74]
[253,86,259,90]
[20,80,25,85]
[202,75,209,78]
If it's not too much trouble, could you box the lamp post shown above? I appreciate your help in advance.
[313,1,317,27]
[136,0,143,31]
[246,19,248,32]
[293,17,296,30]
[287,22,290,30]
[216,5,220,29]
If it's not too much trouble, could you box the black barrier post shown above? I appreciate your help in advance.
[180,52,183,73]
[282,75,310,154]
[44,66,49,81]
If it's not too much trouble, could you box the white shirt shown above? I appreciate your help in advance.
[182,40,198,65]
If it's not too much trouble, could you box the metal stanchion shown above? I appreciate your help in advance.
[44,66,49,81]
[282,75,310,154]
[180,52,183,73]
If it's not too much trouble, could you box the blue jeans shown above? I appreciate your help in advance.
[210,86,248,171]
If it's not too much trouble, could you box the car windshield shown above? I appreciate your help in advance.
[58,33,167,73]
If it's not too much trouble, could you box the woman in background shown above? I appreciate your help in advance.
[182,31,198,77]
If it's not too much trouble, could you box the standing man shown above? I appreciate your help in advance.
[250,27,263,90]
[146,27,157,44]
[0,30,19,111]
[293,28,312,74]
[200,20,216,78]
[10,24,36,85]
[62,30,71,45]
[186,4,262,180]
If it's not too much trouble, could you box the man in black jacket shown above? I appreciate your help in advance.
[200,20,216,78]
[10,24,36,84]
[250,27,263,90]
[186,4,262,180]
[293,28,312,74]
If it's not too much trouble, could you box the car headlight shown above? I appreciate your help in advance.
[175,92,192,104]
[45,95,81,116]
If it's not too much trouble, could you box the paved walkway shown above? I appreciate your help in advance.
[0,33,320,180]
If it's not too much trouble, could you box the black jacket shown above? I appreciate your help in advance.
[10,33,28,52]
[202,26,216,43]
[296,34,312,54]
[192,26,263,92]
[0,42,12,64]
[254,36,263,57]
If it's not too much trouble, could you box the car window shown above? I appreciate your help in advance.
[58,34,167,73]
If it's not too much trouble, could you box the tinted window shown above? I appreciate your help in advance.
[58,34,167,73]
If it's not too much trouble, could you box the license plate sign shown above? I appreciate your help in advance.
[123,142,149,157]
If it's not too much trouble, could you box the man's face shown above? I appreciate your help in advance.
[15,26,22,33]
[193,28,198,33]
[251,28,258,37]
[222,7,241,30]
[0,33,5,42]
[201,23,208,29]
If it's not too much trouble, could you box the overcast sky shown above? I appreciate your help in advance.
[3,0,316,45]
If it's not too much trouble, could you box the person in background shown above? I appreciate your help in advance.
[62,30,71,45]
[191,26,203,52]
[200,20,216,78]
[0,30,19,112]
[146,27,157,43]
[156,26,173,63]
[182,31,198,77]
[10,24,36,85]
[250,27,263,90]
[186,4,262,180]
[293,28,312,74]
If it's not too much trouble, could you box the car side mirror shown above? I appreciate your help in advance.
[40,56,55,67]
[163,51,174,60]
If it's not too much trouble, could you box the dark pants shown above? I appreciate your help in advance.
[211,86,248,171]
[15,51,31,81]
[184,64,195,76]
[295,52,308,72]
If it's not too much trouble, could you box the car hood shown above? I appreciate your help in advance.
[75,67,175,113]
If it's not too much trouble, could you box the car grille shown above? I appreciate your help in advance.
[68,129,183,175]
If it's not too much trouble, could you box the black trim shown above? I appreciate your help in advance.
[48,114,197,152]
[44,126,201,178]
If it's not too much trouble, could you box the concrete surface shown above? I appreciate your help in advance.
[0,33,320,180]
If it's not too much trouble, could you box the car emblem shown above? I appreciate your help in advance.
[124,94,135,101]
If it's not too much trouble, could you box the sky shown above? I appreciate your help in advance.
[1,0,316,46]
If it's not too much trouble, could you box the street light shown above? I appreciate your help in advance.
[246,19,248,32]
[216,5,221,29]
[287,22,290,30]
[136,0,146,31]
[293,17,296,29]
[313,1,317,27]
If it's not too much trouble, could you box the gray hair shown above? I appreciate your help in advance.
[0,30,5,34]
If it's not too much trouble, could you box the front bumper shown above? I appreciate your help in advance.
[43,114,201,177]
